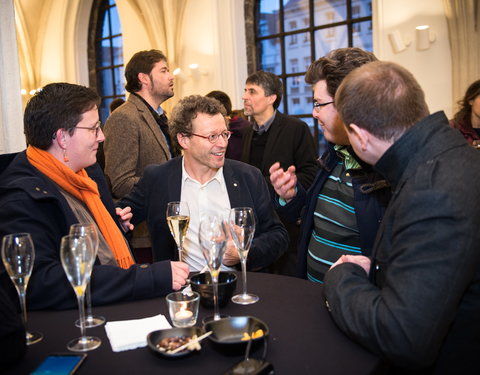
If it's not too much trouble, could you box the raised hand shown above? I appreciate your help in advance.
[269,162,297,202]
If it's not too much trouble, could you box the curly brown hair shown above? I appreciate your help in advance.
[169,95,227,151]
[305,48,377,97]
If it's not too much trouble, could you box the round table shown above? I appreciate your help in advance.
[5,272,385,374]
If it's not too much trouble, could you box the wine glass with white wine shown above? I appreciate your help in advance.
[166,201,190,262]
[69,223,105,328]
[198,214,229,323]
[229,207,258,305]
[60,234,101,352]
[1,233,43,345]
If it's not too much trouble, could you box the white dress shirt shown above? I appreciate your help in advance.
[180,158,235,272]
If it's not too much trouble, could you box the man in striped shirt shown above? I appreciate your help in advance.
[269,48,391,283]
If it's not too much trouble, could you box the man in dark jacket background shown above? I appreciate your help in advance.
[242,71,318,275]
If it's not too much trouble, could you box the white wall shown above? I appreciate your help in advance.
[176,0,248,110]
[374,0,453,117]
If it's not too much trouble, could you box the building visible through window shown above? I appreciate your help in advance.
[254,0,372,154]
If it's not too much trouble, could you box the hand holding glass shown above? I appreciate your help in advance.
[198,215,228,323]
[69,223,105,328]
[229,207,258,304]
[166,201,190,262]
[60,234,101,352]
[1,233,43,345]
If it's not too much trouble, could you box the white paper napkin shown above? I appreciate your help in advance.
[104,314,171,352]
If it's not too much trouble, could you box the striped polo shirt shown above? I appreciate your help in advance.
[306,147,362,283]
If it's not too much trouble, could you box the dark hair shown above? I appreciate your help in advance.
[24,83,100,149]
[109,98,125,113]
[305,48,378,97]
[336,61,429,141]
[245,71,283,109]
[205,90,232,115]
[169,95,227,151]
[124,50,167,93]
[453,79,480,124]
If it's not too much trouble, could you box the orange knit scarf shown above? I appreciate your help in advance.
[26,146,135,269]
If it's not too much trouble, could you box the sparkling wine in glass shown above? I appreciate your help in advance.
[60,234,101,352]
[1,233,43,345]
[229,207,259,305]
[166,201,190,262]
[69,223,105,328]
[198,215,229,323]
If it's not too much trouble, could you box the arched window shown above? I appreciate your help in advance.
[252,0,372,153]
[88,0,125,123]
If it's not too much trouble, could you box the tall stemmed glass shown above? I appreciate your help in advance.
[166,201,190,262]
[1,233,43,345]
[198,215,228,323]
[69,223,105,328]
[229,207,259,305]
[60,234,101,352]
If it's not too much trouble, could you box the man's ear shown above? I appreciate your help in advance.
[267,94,277,106]
[177,133,188,150]
[138,72,149,88]
[349,124,369,152]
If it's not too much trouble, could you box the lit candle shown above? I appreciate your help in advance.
[174,303,193,325]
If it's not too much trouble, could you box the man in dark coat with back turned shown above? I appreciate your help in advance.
[325,61,480,374]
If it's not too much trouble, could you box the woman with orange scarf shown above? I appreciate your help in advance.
[0,83,189,310]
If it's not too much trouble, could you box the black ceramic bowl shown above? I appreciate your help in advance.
[147,326,203,358]
[190,271,237,308]
[203,316,269,354]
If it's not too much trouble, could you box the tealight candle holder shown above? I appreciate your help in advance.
[166,291,200,327]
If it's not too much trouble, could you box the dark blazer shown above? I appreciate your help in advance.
[120,157,289,271]
[241,111,318,190]
[0,152,173,310]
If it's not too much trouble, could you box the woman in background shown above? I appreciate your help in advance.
[449,79,480,146]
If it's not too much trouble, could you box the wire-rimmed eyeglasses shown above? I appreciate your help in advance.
[313,101,334,113]
[189,131,232,143]
[75,121,102,136]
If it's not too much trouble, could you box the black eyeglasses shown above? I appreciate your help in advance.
[189,131,232,143]
[75,121,102,136]
[313,101,334,112]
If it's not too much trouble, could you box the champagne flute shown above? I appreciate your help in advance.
[1,233,43,345]
[60,234,101,352]
[69,223,105,328]
[198,215,229,323]
[166,201,190,262]
[229,207,259,305]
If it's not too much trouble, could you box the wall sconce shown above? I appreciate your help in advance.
[388,30,411,54]
[173,67,187,82]
[20,88,41,96]
[189,63,208,81]
[416,25,436,50]
[173,64,208,82]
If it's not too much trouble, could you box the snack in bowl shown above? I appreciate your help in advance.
[204,316,269,354]
[240,329,264,341]
[147,326,203,358]
[156,335,200,352]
